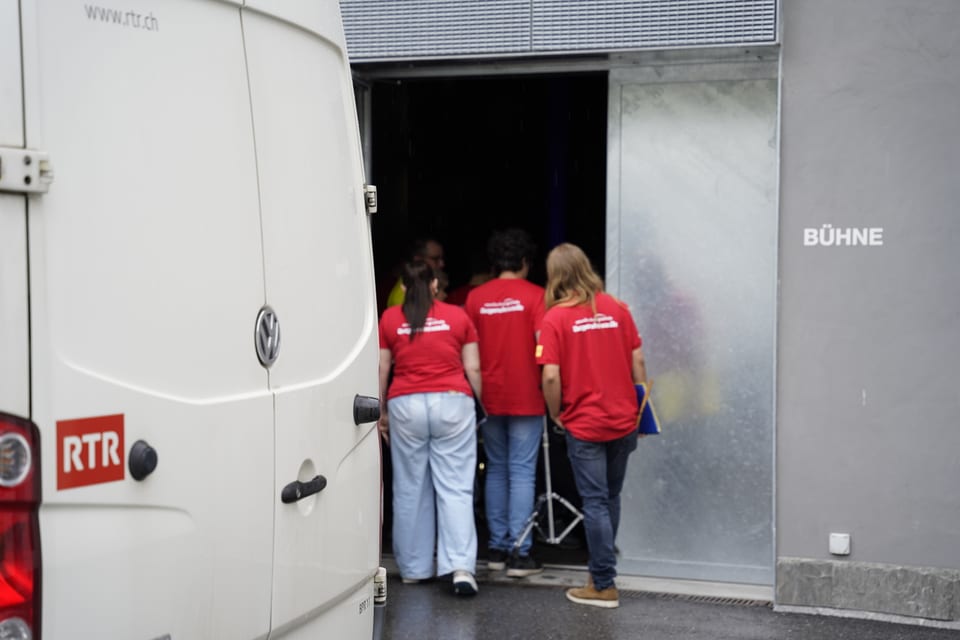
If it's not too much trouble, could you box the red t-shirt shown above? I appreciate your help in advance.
[536,293,642,442]
[465,278,546,416]
[379,301,478,400]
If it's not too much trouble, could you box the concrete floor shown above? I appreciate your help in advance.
[380,567,960,640]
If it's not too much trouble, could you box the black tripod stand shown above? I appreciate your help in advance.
[511,419,583,553]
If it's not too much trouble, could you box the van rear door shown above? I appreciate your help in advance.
[242,3,381,637]
[0,0,29,418]
[26,2,274,637]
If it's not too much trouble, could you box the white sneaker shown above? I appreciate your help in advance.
[452,570,478,596]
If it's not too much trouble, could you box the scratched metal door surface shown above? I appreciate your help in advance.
[607,69,779,585]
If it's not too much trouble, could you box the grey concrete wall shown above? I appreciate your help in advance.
[778,0,960,576]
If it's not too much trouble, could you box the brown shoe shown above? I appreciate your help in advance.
[566,582,619,609]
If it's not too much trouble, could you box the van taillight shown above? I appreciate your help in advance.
[0,414,41,640]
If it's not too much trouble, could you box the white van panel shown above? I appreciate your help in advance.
[39,395,274,639]
[0,195,29,418]
[244,0,346,46]
[244,9,372,388]
[0,2,29,417]
[270,571,378,640]
[241,7,380,633]
[0,1,23,143]
[26,1,273,637]
[30,2,265,401]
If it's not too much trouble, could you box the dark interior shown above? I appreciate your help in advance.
[368,71,608,566]
[370,72,608,301]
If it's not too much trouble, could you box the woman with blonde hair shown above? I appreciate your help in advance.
[535,243,648,608]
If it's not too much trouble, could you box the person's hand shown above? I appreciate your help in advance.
[377,414,390,445]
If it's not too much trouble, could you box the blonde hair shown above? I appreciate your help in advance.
[545,243,604,310]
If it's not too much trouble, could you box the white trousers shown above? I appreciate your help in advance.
[389,391,478,578]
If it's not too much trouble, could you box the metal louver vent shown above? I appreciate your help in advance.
[534,1,777,51]
[341,0,532,60]
[340,0,777,62]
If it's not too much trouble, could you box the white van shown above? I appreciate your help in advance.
[0,1,384,638]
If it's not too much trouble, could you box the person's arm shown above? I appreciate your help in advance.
[462,342,482,400]
[542,364,562,427]
[632,346,648,385]
[632,346,652,438]
[378,348,392,443]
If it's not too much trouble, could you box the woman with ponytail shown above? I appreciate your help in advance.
[377,260,483,595]
[535,243,648,609]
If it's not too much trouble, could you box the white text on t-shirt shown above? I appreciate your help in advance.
[397,317,451,336]
[571,314,619,334]
[479,298,525,315]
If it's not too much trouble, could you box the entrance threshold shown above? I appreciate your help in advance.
[380,554,774,603]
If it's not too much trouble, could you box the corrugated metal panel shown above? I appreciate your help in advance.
[533,1,777,50]
[340,0,777,61]
[341,0,531,60]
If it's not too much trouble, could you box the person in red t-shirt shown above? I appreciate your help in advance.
[536,243,648,609]
[378,261,482,596]
[465,229,545,577]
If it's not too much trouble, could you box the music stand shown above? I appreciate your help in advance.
[511,418,583,552]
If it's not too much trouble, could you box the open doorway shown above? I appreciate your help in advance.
[369,72,608,302]
[368,71,608,567]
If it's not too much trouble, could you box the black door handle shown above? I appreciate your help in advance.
[281,475,327,504]
[354,394,380,425]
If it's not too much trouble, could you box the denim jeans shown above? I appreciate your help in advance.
[389,392,478,579]
[481,415,543,555]
[565,429,638,590]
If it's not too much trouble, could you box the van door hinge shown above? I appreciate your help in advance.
[0,147,54,195]
[363,184,377,215]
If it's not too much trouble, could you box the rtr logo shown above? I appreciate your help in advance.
[57,414,125,490]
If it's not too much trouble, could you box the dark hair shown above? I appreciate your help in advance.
[487,228,535,275]
[409,237,441,261]
[401,260,435,339]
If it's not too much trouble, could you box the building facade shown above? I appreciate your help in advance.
[342,0,960,624]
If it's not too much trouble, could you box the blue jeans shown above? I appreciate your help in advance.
[565,429,638,590]
[389,392,477,579]
[481,415,543,555]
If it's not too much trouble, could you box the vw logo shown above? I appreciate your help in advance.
[255,306,281,368]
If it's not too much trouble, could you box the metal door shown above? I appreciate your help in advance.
[607,61,779,585]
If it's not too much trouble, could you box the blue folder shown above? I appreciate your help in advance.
[635,382,661,435]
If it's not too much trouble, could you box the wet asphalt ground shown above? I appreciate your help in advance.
[380,571,960,640]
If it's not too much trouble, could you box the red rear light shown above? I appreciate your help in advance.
[0,413,41,640]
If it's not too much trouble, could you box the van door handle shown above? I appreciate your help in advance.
[354,394,380,425]
[281,475,327,503]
